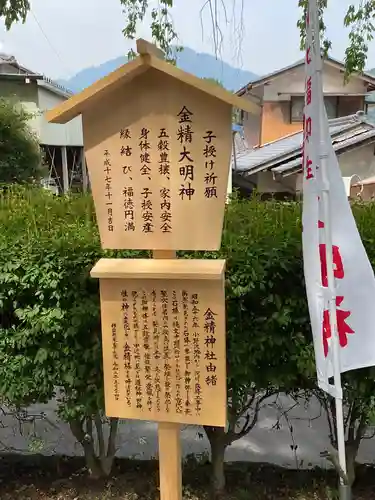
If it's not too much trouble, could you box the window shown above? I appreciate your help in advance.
[290,96,339,123]
[290,97,304,122]
[324,97,338,119]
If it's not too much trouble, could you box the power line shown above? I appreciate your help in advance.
[30,8,73,76]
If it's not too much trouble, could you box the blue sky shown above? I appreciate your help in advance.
[0,0,371,80]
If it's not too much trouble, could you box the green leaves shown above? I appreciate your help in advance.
[0,0,29,29]
[0,99,44,184]
[2,188,375,468]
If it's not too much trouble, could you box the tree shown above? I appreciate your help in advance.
[1,1,374,76]
[0,188,125,478]
[0,98,44,184]
[187,196,316,498]
[0,0,29,29]
[202,77,224,87]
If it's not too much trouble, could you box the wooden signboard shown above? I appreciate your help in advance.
[46,39,259,251]
[91,258,226,428]
[45,39,258,500]
[83,74,232,251]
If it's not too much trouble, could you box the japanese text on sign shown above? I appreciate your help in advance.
[101,105,220,238]
[303,13,354,358]
[100,282,226,427]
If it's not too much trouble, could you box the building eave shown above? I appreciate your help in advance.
[236,56,375,96]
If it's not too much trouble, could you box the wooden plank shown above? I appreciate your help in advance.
[146,54,261,115]
[153,250,182,500]
[90,258,226,280]
[82,69,233,251]
[45,57,148,124]
[98,273,227,425]
[137,38,165,59]
[45,39,259,126]
[158,422,182,500]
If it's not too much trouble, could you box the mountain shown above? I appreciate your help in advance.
[59,47,257,93]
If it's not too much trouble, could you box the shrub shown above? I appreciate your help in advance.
[1,188,375,493]
[0,99,44,184]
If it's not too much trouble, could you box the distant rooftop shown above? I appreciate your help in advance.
[237,56,375,96]
[0,52,74,98]
[233,111,375,178]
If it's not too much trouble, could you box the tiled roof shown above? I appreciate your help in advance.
[0,53,73,98]
[233,113,375,177]
[237,56,375,95]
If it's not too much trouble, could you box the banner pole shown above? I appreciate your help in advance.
[309,0,349,495]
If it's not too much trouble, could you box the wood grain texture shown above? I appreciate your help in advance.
[82,69,233,251]
[90,258,225,280]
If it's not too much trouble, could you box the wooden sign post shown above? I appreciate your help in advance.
[153,249,181,500]
[46,39,259,500]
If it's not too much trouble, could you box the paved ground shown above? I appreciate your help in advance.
[1,394,374,468]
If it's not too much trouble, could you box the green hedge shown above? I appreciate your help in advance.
[0,188,313,411]
[1,187,375,476]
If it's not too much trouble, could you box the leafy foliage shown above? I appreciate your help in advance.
[2,1,375,76]
[0,0,29,29]
[0,187,143,476]
[2,189,375,490]
[0,98,43,184]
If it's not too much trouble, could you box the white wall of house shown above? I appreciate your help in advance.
[257,170,298,193]
[293,143,375,192]
[0,79,41,133]
[338,143,375,180]
[241,86,263,147]
[0,78,83,147]
[263,63,367,102]
[37,86,83,146]
[253,145,375,194]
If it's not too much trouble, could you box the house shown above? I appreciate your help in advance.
[232,112,375,198]
[0,53,86,193]
[236,56,375,147]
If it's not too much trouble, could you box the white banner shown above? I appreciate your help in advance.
[303,1,375,393]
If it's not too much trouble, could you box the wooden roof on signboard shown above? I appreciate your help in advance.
[90,258,226,280]
[46,39,259,124]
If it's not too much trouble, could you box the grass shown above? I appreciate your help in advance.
[0,455,374,500]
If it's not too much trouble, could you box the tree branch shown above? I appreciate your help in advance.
[94,414,105,459]
[107,417,119,459]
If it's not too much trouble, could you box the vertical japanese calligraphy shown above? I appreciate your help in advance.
[204,308,218,386]
[121,128,133,180]
[303,13,354,360]
[141,187,153,234]
[318,221,353,356]
[84,71,234,250]
[132,291,143,410]
[139,127,154,234]
[96,266,226,426]
[302,13,315,184]
[121,290,132,407]
[177,106,196,201]
[103,149,114,232]
[158,127,172,233]
[123,187,135,232]
[141,291,153,411]
[191,293,202,416]
[182,290,192,415]
[158,128,170,180]
[161,289,172,412]
[203,130,218,199]
[139,128,151,180]
[152,289,162,412]
[111,322,120,401]
[172,291,183,414]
